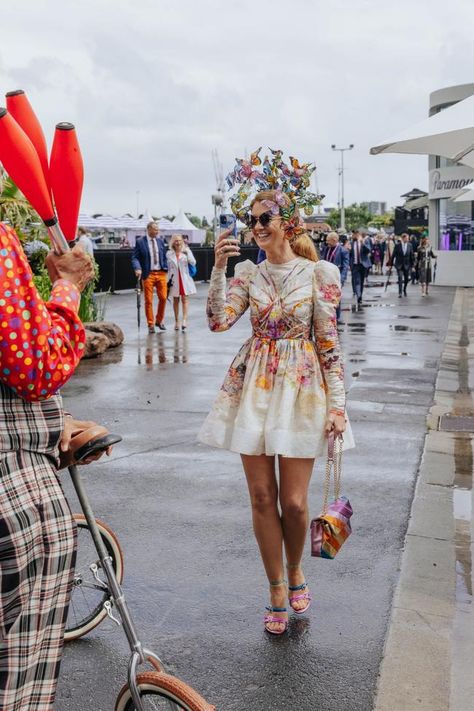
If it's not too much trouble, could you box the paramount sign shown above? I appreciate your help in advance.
[429,166,474,199]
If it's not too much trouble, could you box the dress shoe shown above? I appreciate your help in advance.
[148,325,155,334]
[156,323,167,331]
[398,294,402,298]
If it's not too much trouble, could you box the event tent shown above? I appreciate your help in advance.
[159,208,206,243]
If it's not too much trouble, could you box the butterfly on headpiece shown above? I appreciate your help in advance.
[225,148,323,227]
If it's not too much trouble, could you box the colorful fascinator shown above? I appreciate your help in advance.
[226,147,324,239]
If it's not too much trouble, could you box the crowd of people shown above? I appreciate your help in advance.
[318,229,437,306]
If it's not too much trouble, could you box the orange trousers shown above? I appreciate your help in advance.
[143,271,167,326]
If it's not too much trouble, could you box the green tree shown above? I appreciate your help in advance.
[327,203,374,231]
[367,211,394,229]
[185,213,203,228]
[0,168,47,242]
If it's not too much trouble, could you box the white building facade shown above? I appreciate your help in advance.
[429,84,474,286]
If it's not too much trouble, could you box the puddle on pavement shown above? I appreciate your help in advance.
[395,315,430,320]
[138,332,189,368]
[389,325,436,334]
[452,291,473,609]
[453,435,473,604]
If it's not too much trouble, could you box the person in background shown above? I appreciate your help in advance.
[0,222,102,711]
[76,226,95,257]
[371,235,383,275]
[384,235,395,274]
[320,231,349,323]
[166,234,197,331]
[392,232,414,298]
[349,229,371,306]
[132,221,169,333]
[416,236,437,297]
[409,233,419,284]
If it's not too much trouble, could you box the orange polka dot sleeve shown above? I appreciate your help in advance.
[0,223,86,401]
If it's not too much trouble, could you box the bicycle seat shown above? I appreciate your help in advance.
[74,432,122,462]
[60,424,122,468]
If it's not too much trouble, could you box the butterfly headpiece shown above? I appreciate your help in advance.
[226,147,324,239]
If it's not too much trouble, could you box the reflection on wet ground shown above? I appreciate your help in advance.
[140,332,189,367]
[389,325,436,334]
[451,291,473,608]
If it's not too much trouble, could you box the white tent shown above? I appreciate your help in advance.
[370,94,474,168]
[160,208,206,244]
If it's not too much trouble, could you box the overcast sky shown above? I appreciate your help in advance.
[1,0,474,218]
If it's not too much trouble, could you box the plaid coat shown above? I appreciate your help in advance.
[0,382,76,710]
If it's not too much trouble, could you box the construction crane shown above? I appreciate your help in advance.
[211,148,225,243]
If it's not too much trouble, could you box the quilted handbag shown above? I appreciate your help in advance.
[310,432,353,558]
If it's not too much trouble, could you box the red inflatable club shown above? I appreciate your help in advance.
[6,89,51,194]
[49,122,84,242]
[0,107,56,224]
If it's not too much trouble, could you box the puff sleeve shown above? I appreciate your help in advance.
[206,260,256,332]
[0,223,86,401]
[312,260,345,414]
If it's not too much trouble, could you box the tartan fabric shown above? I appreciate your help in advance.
[0,384,76,710]
[0,383,65,460]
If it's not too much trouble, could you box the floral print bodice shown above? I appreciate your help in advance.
[206,257,345,413]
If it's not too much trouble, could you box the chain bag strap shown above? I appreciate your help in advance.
[310,431,353,559]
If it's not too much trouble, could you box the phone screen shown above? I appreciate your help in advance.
[219,213,237,238]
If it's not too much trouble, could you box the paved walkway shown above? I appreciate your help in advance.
[375,287,474,711]
[55,276,456,711]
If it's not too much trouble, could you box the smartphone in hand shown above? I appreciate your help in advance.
[220,213,238,238]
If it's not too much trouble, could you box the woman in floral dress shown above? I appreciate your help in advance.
[199,189,353,635]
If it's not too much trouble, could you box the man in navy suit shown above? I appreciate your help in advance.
[320,232,349,323]
[349,229,371,306]
[392,233,414,297]
[132,221,168,332]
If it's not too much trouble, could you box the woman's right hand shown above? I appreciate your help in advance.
[214,229,240,269]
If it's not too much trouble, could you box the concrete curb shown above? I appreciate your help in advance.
[374,289,474,711]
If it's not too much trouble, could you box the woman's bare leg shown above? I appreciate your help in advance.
[173,297,180,327]
[279,456,315,611]
[241,454,287,632]
[182,295,188,326]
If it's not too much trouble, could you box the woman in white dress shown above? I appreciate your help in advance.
[198,186,353,635]
[166,235,196,331]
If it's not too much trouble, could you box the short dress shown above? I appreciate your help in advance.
[198,257,354,458]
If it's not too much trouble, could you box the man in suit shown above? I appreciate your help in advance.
[349,229,371,306]
[321,231,349,323]
[392,232,414,297]
[132,221,169,332]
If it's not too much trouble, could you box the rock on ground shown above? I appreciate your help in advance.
[84,322,124,348]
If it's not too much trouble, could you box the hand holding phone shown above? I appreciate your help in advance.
[219,213,238,238]
[214,229,240,269]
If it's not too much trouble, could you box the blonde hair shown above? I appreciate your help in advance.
[169,234,184,250]
[251,190,318,262]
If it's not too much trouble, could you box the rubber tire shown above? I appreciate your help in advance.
[65,513,124,642]
[115,671,215,711]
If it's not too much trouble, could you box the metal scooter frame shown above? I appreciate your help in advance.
[68,463,180,711]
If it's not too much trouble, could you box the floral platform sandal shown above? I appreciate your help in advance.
[287,564,312,615]
[264,580,289,636]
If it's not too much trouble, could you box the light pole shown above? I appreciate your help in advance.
[331,144,354,231]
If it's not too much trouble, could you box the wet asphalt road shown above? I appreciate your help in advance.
[56,276,454,711]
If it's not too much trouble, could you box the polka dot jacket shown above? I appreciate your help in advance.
[0,223,86,401]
